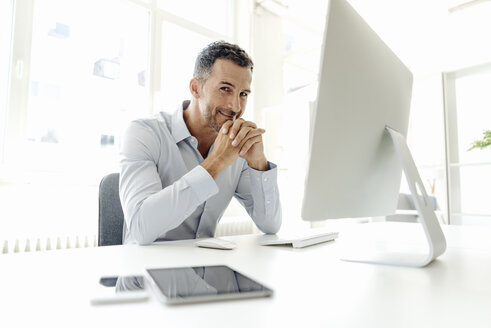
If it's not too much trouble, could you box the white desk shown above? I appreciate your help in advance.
[1,222,491,328]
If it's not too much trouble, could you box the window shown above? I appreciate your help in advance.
[0,0,239,247]
[159,22,213,111]
[157,0,232,35]
[445,65,491,224]
[0,0,14,163]
[253,0,328,230]
[404,74,447,223]
[1,0,151,243]
[23,0,150,178]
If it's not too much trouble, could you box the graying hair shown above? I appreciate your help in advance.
[193,41,254,82]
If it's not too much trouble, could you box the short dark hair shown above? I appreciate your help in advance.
[193,41,254,82]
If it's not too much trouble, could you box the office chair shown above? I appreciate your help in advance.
[98,173,125,246]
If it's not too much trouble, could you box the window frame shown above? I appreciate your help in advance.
[1,0,244,182]
[443,62,491,224]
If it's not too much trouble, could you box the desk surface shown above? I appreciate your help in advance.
[1,222,491,328]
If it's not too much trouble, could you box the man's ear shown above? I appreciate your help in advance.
[189,78,202,99]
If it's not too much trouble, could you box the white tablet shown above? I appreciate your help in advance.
[146,265,273,305]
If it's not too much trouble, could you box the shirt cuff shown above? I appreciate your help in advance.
[183,165,219,204]
[248,161,277,193]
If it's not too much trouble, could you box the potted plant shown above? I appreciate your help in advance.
[468,130,491,151]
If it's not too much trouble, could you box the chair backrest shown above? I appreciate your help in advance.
[98,173,125,246]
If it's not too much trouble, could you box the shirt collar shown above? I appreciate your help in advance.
[171,100,192,144]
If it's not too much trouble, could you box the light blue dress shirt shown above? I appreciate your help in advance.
[119,101,282,245]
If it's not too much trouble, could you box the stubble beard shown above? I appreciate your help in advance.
[203,105,222,133]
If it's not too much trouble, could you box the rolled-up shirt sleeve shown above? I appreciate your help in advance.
[234,162,282,234]
[119,121,218,245]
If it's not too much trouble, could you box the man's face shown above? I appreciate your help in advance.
[198,59,252,132]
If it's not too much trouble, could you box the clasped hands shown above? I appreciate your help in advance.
[212,118,268,171]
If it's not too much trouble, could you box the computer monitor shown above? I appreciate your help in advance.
[301,0,446,267]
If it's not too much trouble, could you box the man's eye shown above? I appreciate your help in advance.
[221,87,230,92]
[240,92,249,97]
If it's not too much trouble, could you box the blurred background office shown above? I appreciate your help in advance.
[1,0,491,253]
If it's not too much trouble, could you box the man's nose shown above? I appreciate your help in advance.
[227,95,241,114]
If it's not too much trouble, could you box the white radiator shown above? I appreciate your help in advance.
[215,216,259,237]
[1,235,98,254]
[1,216,255,254]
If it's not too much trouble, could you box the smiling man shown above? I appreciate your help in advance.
[119,41,282,245]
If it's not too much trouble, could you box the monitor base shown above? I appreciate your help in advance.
[340,243,433,267]
[341,127,447,268]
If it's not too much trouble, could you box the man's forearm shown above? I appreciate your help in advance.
[121,165,218,244]
[200,155,228,179]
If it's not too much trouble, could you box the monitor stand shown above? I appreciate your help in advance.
[340,126,447,267]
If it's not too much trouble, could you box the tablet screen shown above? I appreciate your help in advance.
[146,265,273,304]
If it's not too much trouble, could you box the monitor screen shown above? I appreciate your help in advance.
[302,0,413,221]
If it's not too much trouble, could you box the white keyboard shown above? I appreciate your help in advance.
[260,231,339,248]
